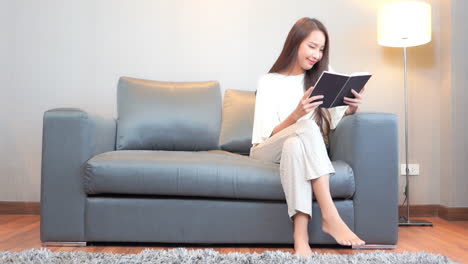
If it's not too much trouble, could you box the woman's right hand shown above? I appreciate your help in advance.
[292,86,324,120]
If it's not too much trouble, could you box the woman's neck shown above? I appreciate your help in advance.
[278,65,305,76]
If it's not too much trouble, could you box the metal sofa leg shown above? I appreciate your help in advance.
[352,244,396,250]
[42,242,87,247]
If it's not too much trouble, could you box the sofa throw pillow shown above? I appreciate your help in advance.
[116,76,222,151]
[219,89,256,155]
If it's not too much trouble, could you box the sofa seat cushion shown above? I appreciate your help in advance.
[84,150,355,201]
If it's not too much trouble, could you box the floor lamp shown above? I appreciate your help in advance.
[377,1,433,226]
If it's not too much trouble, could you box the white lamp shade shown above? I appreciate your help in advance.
[378,1,432,47]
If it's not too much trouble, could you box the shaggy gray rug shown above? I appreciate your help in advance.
[0,248,460,264]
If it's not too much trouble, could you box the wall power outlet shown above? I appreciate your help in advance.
[400,164,420,176]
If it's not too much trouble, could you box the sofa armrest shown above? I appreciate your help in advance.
[40,108,116,242]
[329,112,399,244]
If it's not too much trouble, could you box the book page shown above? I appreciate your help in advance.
[322,70,349,77]
[350,72,371,76]
[323,71,371,77]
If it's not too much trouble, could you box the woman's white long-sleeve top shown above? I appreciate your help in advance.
[251,67,349,146]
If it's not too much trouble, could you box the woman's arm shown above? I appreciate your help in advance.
[270,87,323,137]
[344,88,366,115]
[251,75,281,145]
[270,111,300,137]
[345,107,356,116]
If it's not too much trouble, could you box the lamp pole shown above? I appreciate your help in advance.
[399,45,433,226]
[378,0,433,226]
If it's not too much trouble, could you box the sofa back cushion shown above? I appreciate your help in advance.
[219,89,255,155]
[116,76,222,151]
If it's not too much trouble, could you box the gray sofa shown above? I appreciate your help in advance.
[40,76,399,249]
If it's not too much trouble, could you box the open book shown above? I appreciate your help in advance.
[309,71,372,108]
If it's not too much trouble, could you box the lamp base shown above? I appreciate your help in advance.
[398,216,433,226]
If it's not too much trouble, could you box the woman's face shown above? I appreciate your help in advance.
[297,30,326,71]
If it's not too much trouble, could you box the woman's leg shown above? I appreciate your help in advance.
[250,119,308,163]
[278,119,337,256]
[280,136,314,257]
[251,120,319,256]
[281,119,363,254]
[250,119,359,255]
[311,174,365,246]
[292,212,312,256]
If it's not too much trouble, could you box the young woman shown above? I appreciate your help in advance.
[249,17,367,257]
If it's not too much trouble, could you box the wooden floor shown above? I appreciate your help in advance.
[0,215,466,263]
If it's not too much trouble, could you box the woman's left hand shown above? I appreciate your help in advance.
[344,87,366,115]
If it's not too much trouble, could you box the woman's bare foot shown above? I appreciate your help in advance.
[293,242,312,257]
[322,214,365,246]
[292,212,313,257]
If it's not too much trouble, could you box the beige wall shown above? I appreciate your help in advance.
[1,0,466,207]
[440,0,453,207]
[440,0,468,207]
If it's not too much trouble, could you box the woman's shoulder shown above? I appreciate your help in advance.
[256,73,281,95]
[259,72,280,80]
[258,72,290,85]
[257,73,278,87]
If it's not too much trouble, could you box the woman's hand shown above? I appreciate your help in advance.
[343,87,366,115]
[292,86,324,121]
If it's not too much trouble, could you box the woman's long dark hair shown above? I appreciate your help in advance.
[268,17,332,141]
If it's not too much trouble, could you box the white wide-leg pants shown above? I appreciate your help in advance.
[249,119,336,222]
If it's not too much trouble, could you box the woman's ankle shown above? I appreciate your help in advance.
[294,232,308,238]
[293,232,309,244]
[294,239,310,250]
[321,208,341,222]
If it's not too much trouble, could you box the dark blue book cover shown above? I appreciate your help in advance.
[309,71,372,108]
